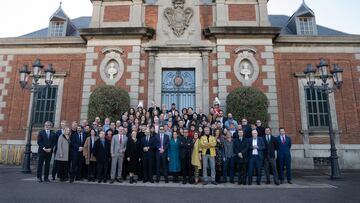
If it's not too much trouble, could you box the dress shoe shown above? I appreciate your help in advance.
[211,181,218,185]
[149,179,154,183]
[44,178,50,182]
[155,179,160,183]
[256,182,261,185]
[230,180,235,184]
[98,180,102,183]
[248,182,252,185]
[103,179,107,183]
[275,181,280,186]
[287,180,293,184]
[143,180,148,183]
[110,179,115,184]
[52,177,56,181]
[280,180,284,184]
[202,181,208,185]
[37,178,43,183]
[266,180,270,184]
[165,179,169,183]
[116,178,122,183]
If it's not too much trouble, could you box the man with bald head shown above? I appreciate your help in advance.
[247,130,265,185]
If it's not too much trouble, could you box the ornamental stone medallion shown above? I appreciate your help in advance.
[164,0,194,37]
[100,47,125,85]
[234,48,259,86]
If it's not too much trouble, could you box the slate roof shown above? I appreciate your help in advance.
[269,15,349,35]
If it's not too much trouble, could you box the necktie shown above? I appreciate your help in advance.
[120,135,123,145]
[147,136,149,143]
[160,134,163,148]
[267,135,270,143]
[46,130,49,139]
[101,140,105,148]
[80,134,82,144]
[282,136,285,144]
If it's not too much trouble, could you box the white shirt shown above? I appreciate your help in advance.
[252,138,258,155]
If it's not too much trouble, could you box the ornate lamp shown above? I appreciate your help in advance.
[19,64,30,89]
[304,64,316,87]
[44,64,56,86]
[331,64,343,89]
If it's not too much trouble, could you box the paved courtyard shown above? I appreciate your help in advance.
[1,165,360,203]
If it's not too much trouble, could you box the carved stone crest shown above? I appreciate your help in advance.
[99,47,125,85]
[164,0,193,37]
[234,48,259,86]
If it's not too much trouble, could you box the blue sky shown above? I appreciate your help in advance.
[0,0,359,38]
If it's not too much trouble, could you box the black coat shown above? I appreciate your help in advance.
[37,129,56,155]
[126,138,141,172]
[93,139,111,163]
[141,136,156,159]
[233,137,249,162]
[263,135,277,159]
[179,136,192,159]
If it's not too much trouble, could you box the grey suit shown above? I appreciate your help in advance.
[110,134,128,180]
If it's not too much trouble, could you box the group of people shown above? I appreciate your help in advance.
[36,101,292,186]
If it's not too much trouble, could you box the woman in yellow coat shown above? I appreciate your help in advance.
[191,131,201,184]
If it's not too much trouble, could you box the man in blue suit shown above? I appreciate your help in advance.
[37,121,56,182]
[70,125,87,183]
[155,126,170,183]
[277,127,292,184]
[141,128,156,183]
[247,129,265,185]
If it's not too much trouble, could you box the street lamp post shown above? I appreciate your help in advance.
[304,58,343,180]
[20,59,55,173]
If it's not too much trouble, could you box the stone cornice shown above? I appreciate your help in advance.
[79,27,155,41]
[203,26,281,39]
[274,35,360,46]
[0,37,86,48]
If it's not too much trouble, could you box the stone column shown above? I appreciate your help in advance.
[147,52,156,108]
[258,0,270,26]
[131,0,143,27]
[0,55,13,133]
[201,51,210,114]
[215,0,227,26]
[90,0,102,28]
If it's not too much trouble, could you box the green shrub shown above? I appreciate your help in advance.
[226,87,269,125]
[88,85,130,122]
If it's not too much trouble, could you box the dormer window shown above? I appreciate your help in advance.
[49,21,65,37]
[298,17,316,35]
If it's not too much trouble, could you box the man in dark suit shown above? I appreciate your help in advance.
[37,121,56,182]
[233,129,249,185]
[241,118,252,138]
[247,130,265,185]
[263,127,280,185]
[51,120,66,181]
[167,103,177,117]
[155,126,170,183]
[277,127,292,184]
[256,120,265,137]
[93,131,111,183]
[69,125,87,182]
[180,129,193,184]
[148,100,161,117]
[141,128,155,183]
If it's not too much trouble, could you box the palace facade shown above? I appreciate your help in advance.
[0,0,360,169]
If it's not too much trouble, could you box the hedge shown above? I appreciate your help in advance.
[88,85,130,122]
[226,87,269,125]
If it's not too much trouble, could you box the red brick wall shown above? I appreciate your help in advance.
[103,5,130,22]
[228,4,256,21]
[1,54,85,140]
[145,5,158,30]
[275,53,360,144]
[200,5,213,29]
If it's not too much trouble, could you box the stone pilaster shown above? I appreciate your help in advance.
[262,45,279,134]
[126,45,141,107]
[355,53,360,84]
[216,45,231,112]
[80,47,98,120]
[0,55,13,133]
